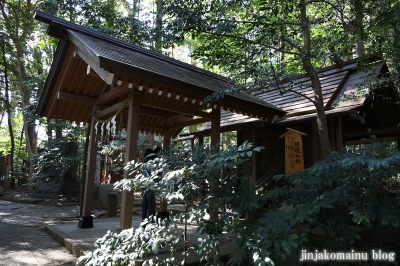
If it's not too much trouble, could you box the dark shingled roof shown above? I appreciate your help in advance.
[34,10,285,118]
[194,59,388,134]
[68,30,283,112]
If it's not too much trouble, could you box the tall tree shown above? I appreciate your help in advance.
[0,0,42,184]
[162,0,387,159]
[365,0,400,78]
[1,43,15,188]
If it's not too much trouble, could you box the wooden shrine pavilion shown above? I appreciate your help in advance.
[33,11,286,229]
[189,58,400,188]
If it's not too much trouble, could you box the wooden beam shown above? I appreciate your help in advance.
[209,108,220,222]
[47,48,77,119]
[57,91,96,105]
[93,101,126,119]
[211,108,221,147]
[346,136,398,146]
[250,127,256,184]
[120,95,141,230]
[141,98,214,119]
[140,107,170,118]
[79,117,98,228]
[139,121,164,130]
[166,112,192,120]
[93,100,177,121]
[86,65,101,79]
[75,48,114,85]
[159,118,171,219]
[335,117,344,153]
[96,85,131,105]
[169,117,210,129]
[329,117,337,152]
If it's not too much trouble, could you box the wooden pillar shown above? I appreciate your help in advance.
[199,135,204,145]
[210,108,220,222]
[329,118,337,152]
[335,117,344,154]
[249,128,257,184]
[78,117,98,228]
[211,109,220,147]
[242,127,250,176]
[120,95,141,229]
[246,128,257,221]
[158,118,171,219]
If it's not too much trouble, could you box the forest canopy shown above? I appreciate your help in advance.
[1,0,400,188]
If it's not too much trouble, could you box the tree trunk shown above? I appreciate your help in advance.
[11,0,37,189]
[17,54,37,190]
[2,44,15,188]
[55,120,63,138]
[300,0,331,159]
[353,0,365,58]
[155,0,163,52]
[47,120,53,141]
[133,0,141,17]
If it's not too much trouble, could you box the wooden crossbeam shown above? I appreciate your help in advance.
[140,108,170,118]
[140,98,214,119]
[93,100,186,121]
[57,91,96,105]
[93,101,126,119]
[139,121,164,130]
[169,117,210,129]
[95,85,131,105]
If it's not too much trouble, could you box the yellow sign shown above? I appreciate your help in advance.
[279,128,308,174]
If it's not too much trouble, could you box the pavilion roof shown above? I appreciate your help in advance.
[34,11,286,138]
[192,58,392,135]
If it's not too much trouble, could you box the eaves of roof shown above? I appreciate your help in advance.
[34,10,286,117]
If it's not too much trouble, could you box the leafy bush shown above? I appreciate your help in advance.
[271,142,400,251]
[77,141,400,266]
[33,125,84,192]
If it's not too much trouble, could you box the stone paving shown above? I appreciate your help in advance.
[0,199,79,265]
[0,199,234,265]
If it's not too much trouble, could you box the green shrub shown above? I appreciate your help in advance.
[77,141,400,265]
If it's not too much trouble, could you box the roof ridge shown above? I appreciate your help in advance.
[33,10,231,83]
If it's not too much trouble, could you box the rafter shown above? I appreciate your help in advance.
[139,121,164,130]
[169,117,210,129]
[74,47,114,85]
[46,48,78,118]
[93,101,126,119]
[139,107,169,118]
[95,85,131,105]
[57,91,96,105]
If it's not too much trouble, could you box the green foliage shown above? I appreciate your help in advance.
[162,0,400,105]
[78,141,400,265]
[99,131,163,177]
[163,0,352,86]
[273,141,400,250]
[33,123,85,189]
[41,0,168,51]
[78,141,276,265]
[77,218,182,266]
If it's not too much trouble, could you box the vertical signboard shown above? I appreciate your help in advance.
[279,128,308,174]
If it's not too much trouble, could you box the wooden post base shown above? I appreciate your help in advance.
[78,216,93,228]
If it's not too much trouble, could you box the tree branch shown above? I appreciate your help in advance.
[306,0,351,23]
[203,31,301,56]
